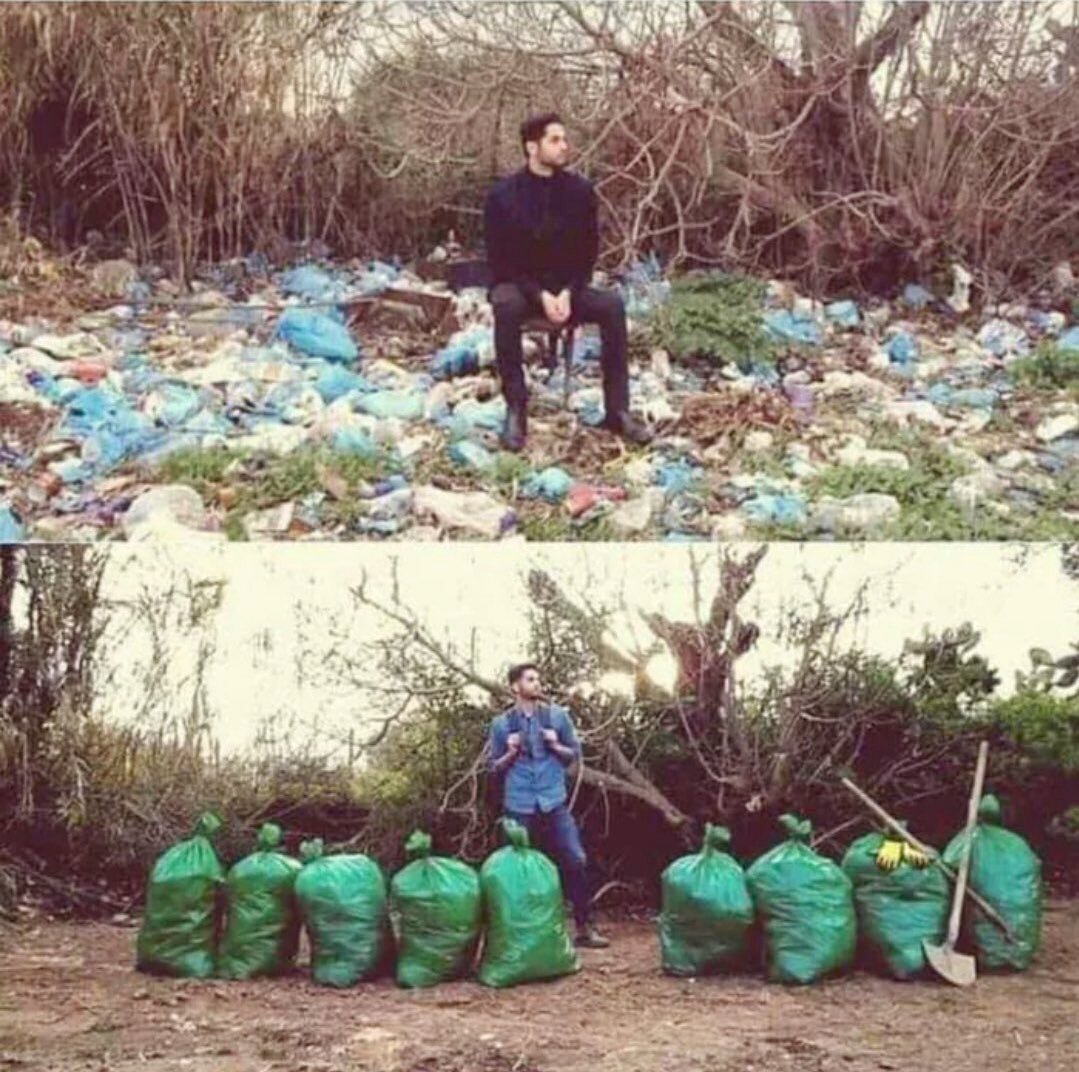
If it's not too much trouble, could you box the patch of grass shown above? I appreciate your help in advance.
[165,446,400,540]
[518,511,616,542]
[809,457,968,512]
[741,449,791,481]
[155,445,246,495]
[490,453,533,498]
[1009,342,1079,391]
[650,272,774,367]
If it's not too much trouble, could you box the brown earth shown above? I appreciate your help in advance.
[1,901,1076,1072]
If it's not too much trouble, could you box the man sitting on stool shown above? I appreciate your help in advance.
[483,112,653,452]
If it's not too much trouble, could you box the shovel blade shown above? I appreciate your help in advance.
[923,939,977,987]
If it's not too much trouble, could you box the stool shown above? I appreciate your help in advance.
[522,317,576,407]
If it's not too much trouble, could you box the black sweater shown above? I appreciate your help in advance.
[483,167,599,302]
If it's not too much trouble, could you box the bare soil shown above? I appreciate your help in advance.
[1,900,1076,1072]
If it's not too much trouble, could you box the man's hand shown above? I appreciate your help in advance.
[541,290,571,326]
[541,728,559,745]
[506,733,522,752]
[556,289,572,322]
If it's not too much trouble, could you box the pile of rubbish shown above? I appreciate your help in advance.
[136,799,1042,989]
[1,249,1076,541]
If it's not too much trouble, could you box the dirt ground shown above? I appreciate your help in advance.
[1,900,1076,1072]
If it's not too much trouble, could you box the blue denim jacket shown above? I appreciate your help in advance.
[487,702,581,815]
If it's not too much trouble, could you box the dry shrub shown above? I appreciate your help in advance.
[1,2,1076,296]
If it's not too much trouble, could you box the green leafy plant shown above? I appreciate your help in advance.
[650,273,774,366]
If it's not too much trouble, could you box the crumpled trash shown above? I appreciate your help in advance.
[566,484,626,518]
[663,492,710,534]
[902,283,933,309]
[810,493,901,534]
[978,319,1030,359]
[0,504,26,543]
[357,390,425,422]
[355,260,399,296]
[143,383,204,427]
[741,492,807,526]
[331,427,380,458]
[279,265,338,301]
[1036,414,1079,443]
[948,470,1005,512]
[316,365,368,403]
[412,485,515,538]
[1057,326,1079,353]
[948,264,973,314]
[447,439,495,474]
[121,484,208,540]
[825,300,860,328]
[445,397,506,435]
[886,330,918,367]
[619,254,671,321]
[925,384,997,410]
[654,459,700,496]
[519,467,573,504]
[274,308,359,363]
[431,325,494,380]
[836,436,909,471]
[763,309,821,346]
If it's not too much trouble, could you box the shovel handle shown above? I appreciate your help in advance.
[948,741,989,946]
[839,773,1013,940]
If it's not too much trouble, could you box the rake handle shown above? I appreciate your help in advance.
[840,772,1013,940]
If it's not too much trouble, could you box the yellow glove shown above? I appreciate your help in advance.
[875,839,904,872]
[902,843,931,868]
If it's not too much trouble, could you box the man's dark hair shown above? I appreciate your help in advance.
[520,112,562,156]
[508,662,540,686]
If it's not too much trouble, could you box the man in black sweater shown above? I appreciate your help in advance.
[484,113,652,452]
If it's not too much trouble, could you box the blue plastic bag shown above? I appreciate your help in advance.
[358,391,425,421]
[742,493,807,526]
[902,283,933,309]
[331,428,379,458]
[520,467,572,503]
[825,300,860,328]
[655,459,700,496]
[0,505,25,543]
[275,308,358,363]
[1058,326,1079,353]
[448,440,495,474]
[763,310,821,346]
[887,332,918,367]
[316,365,367,403]
[280,266,336,301]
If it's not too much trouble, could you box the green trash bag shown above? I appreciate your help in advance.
[658,824,754,976]
[746,814,856,984]
[217,823,302,980]
[136,812,225,978]
[390,830,482,989]
[841,829,949,979]
[942,794,1042,971]
[293,838,390,987]
[477,819,580,988]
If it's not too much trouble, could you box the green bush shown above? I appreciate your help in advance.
[650,273,774,366]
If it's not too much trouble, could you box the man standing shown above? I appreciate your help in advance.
[487,662,610,949]
[483,113,652,452]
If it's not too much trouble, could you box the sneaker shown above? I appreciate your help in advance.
[574,925,610,949]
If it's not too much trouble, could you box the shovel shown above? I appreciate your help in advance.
[839,774,1012,941]
[922,740,989,987]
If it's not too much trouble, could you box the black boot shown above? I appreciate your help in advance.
[500,400,528,452]
[602,409,653,446]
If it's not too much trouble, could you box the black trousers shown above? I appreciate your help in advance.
[490,282,629,418]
